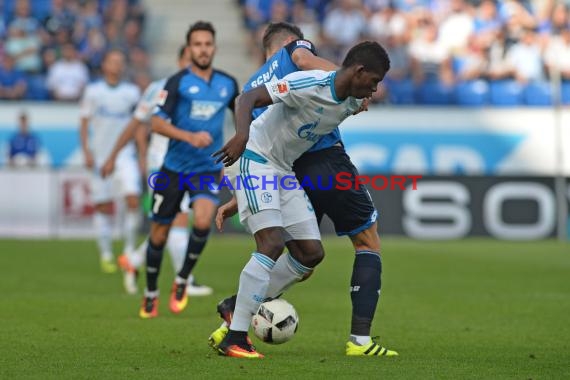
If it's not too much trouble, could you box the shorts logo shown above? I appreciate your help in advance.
[296,40,312,49]
[261,192,273,203]
[157,90,168,106]
[189,86,200,94]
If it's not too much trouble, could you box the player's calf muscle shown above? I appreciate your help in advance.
[350,224,381,252]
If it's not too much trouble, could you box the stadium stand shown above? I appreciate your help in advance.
[236,0,570,107]
[0,0,147,101]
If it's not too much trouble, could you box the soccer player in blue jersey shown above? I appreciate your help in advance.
[139,21,239,318]
[210,23,396,357]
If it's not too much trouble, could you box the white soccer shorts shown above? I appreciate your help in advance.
[235,157,320,240]
[91,155,141,204]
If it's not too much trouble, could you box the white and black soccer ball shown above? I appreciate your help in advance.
[251,299,299,344]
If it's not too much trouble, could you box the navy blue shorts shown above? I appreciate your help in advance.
[150,167,221,224]
[292,146,378,236]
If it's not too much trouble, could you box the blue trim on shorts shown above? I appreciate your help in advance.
[190,193,220,206]
[336,209,379,237]
[243,149,268,164]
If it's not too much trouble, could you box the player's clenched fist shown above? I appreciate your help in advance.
[212,133,248,166]
[186,131,213,147]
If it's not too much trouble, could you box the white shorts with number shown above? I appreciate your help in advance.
[235,156,320,240]
[92,154,141,204]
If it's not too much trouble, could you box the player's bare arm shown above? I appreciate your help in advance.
[151,115,212,147]
[292,47,337,71]
[79,117,94,169]
[134,121,148,176]
[100,117,142,177]
[215,196,238,232]
[212,86,273,166]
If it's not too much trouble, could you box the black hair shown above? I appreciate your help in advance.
[186,21,216,43]
[342,41,390,74]
[262,22,304,52]
[178,45,186,59]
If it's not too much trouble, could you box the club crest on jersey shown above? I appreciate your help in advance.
[157,90,168,106]
[189,86,200,94]
[261,192,272,203]
[271,81,289,95]
[219,87,228,98]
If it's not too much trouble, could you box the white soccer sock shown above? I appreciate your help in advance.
[123,210,140,254]
[266,252,313,299]
[129,239,147,269]
[167,226,188,272]
[230,253,275,332]
[94,212,112,261]
[350,334,372,346]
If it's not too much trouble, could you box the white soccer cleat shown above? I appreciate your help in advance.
[123,270,138,295]
[186,275,213,296]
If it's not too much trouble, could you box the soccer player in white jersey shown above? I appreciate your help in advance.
[211,41,391,358]
[100,46,213,297]
[79,50,142,274]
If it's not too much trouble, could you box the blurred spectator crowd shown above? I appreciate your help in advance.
[238,0,570,106]
[0,0,147,101]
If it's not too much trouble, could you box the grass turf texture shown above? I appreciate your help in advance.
[1,237,569,379]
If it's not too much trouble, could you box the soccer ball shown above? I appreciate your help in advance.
[251,299,299,344]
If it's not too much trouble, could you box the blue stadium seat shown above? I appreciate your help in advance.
[455,80,489,106]
[523,81,552,106]
[415,80,454,105]
[30,0,52,20]
[385,79,415,105]
[489,80,523,106]
[25,75,50,101]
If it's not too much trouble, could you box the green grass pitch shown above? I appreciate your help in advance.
[1,236,569,379]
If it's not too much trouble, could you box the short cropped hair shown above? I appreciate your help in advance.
[262,22,304,53]
[342,41,391,74]
[186,21,216,43]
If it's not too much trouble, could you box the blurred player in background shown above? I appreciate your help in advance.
[8,111,40,168]
[79,50,142,273]
[100,46,213,297]
[139,21,239,318]
[211,41,392,358]
[211,23,395,358]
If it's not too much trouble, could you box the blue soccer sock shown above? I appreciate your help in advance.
[145,239,165,292]
[350,250,382,337]
[177,227,209,281]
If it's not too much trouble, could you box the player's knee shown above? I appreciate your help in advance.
[257,239,285,260]
[299,243,324,268]
[150,224,169,246]
[125,195,139,210]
